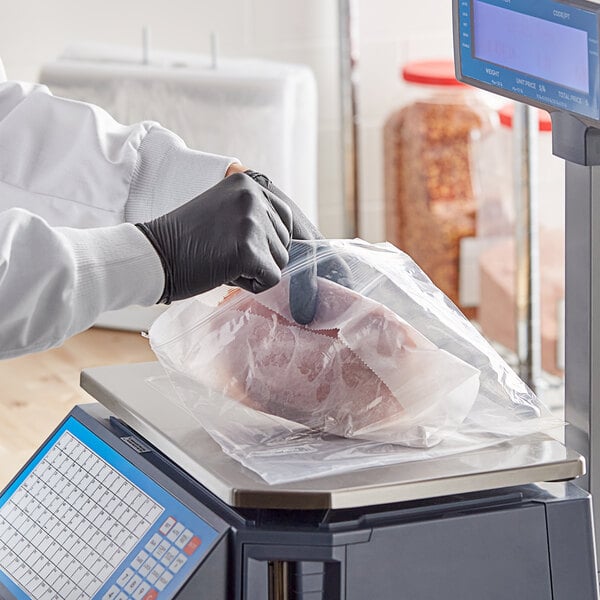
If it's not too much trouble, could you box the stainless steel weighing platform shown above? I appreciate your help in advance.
[81,362,584,510]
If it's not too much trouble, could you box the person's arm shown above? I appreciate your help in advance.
[0,208,164,359]
[0,80,239,227]
[0,173,292,360]
[0,80,315,360]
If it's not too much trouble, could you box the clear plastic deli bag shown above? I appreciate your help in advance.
[149,239,560,484]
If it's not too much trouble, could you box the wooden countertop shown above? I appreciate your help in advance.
[0,328,155,489]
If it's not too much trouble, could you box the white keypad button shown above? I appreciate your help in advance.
[145,533,162,554]
[125,574,143,594]
[166,521,184,543]
[159,516,177,536]
[133,581,151,600]
[175,528,194,549]
[124,487,138,505]
[139,499,157,520]
[67,586,84,600]
[147,564,164,585]
[122,533,138,553]
[156,569,174,591]
[161,546,179,568]
[116,567,135,587]
[139,556,156,578]
[169,552,187,574]
[79,571,98,591]
[131,550,148,570]
[131,495,146,513]
[153,539,171,560]
[101,585,120,600]
[147,505,163,523]
[110,548,127,566]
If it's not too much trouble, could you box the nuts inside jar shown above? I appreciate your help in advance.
[384,99,490,318]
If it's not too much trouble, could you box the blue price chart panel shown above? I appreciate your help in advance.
[458,0,600,120]
[0,418,219,599]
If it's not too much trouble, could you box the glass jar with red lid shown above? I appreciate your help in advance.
[383,60,496,317]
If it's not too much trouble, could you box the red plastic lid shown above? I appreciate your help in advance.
[499,104,552,132]
[402,60,465,87]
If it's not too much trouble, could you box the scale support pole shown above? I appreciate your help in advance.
[564,160,600,551]
[513,103,542,392]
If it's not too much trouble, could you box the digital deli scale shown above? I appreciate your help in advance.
[1,1,600,598]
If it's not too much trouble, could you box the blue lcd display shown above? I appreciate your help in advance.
[0,417,220,600]
[473,1,590,93]
[458,0,600,120]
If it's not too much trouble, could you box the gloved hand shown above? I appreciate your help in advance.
[244,170,352,324]
[137,173,293,303]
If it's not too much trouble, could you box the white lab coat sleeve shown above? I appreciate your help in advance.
[0,79,241,358]
[0,209,164,359]
[0,80,239,227]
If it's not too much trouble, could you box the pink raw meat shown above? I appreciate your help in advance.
[203,287,399,435]
[188,279,480,445]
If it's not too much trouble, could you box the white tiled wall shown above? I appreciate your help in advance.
[0,0,453,240]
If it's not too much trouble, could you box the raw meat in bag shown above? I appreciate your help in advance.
[166,277,481,448]
[150,239,562,484]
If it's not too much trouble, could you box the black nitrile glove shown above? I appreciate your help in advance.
[245,170,353,324]
[137,172,292,303]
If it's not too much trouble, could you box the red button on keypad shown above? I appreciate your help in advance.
[183,536,202,556]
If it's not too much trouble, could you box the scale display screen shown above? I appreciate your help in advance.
[458,0,600,120]
[0,417,219,600]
